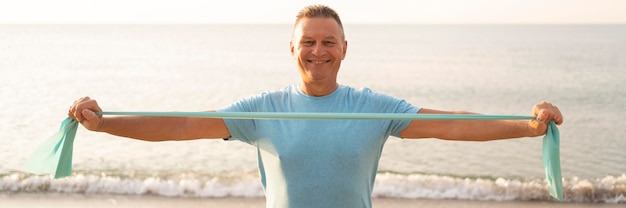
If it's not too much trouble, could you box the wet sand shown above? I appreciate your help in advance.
[1,193,622,208]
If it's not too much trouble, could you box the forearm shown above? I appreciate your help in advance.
[443,119,530,141]
[401,109,538,141]
[97,116,192,141]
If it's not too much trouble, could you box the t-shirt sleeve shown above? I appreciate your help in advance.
[362,88,420,138]
[217,95,260,145]
[389,99,421,138]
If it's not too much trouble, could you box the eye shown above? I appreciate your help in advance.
[323,41,336,46]
[301,40,315,46]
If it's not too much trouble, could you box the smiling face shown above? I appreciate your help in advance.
[290,17,347,89]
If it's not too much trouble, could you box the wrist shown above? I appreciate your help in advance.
[526,119,547,137]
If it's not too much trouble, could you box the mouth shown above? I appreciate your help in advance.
[307,59,331,64]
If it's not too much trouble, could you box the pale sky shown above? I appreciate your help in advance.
[1,0,625,24]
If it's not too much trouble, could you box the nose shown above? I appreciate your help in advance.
[311,43,324,56]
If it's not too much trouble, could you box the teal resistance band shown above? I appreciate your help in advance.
[97,111,537,120]
[22,117,77,179]
[543,120,563,200]
[22,112,563,200]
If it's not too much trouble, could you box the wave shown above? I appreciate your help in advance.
[1,171,624,203]
[373,172,625,203]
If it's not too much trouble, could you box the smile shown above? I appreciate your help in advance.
[307,59,331,64]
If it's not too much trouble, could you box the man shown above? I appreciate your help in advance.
[69,4,563,208]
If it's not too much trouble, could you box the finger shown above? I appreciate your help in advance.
[532,101,563,124]
[68,105,75,119]
[553,106,564,125]
[78,96,91,102]
[536,109,550,123]
[72,97,92,121]
[73,103,84,122]
[539,108,564,125]
[531,101,548,118]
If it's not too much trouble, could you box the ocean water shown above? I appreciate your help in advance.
[0,24,624,203]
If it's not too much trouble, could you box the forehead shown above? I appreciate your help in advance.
[293,17,344,40]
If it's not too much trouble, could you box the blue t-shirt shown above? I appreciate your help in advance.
[219,85,420,208]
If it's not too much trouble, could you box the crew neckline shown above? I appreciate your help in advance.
[295,84,344,99]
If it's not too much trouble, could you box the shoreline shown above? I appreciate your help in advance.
[1,193,623,208]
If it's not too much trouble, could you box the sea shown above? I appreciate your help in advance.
[0,24,624,203]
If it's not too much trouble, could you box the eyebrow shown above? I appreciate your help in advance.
[301,35,340,40]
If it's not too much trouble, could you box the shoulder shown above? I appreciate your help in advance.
[221,85,297,111]
[338,85,412,109]
[340,85,397,101]
[341,85,420,113]
[240,85,297,100]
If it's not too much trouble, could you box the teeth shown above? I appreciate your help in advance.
[310,60,328,64]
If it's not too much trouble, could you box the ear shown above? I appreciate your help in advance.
[341,40,348,60]
[290,40,295,58]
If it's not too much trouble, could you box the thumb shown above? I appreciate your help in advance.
[80,109,103,131]
[536,109,550,123]
[81,109,98,121]
[529,119,548,136]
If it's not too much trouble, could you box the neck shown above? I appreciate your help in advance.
[299,82,339,97]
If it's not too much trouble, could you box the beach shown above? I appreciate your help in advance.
[2,193,623,208]
[1,25,624,206]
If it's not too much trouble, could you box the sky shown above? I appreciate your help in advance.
[1,0,625,24]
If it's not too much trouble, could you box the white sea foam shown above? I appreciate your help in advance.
[1,172,265,198]
[2,172,624,203]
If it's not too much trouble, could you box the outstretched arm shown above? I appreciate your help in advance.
[399,101,563,141]
[68,97,231,141]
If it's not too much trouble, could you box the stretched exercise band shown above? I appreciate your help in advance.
[22,112,563,200]
[96,111,538,120]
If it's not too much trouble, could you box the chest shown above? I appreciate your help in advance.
[254,120,389,165]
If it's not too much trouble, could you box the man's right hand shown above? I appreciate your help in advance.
[68,96,104,131]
